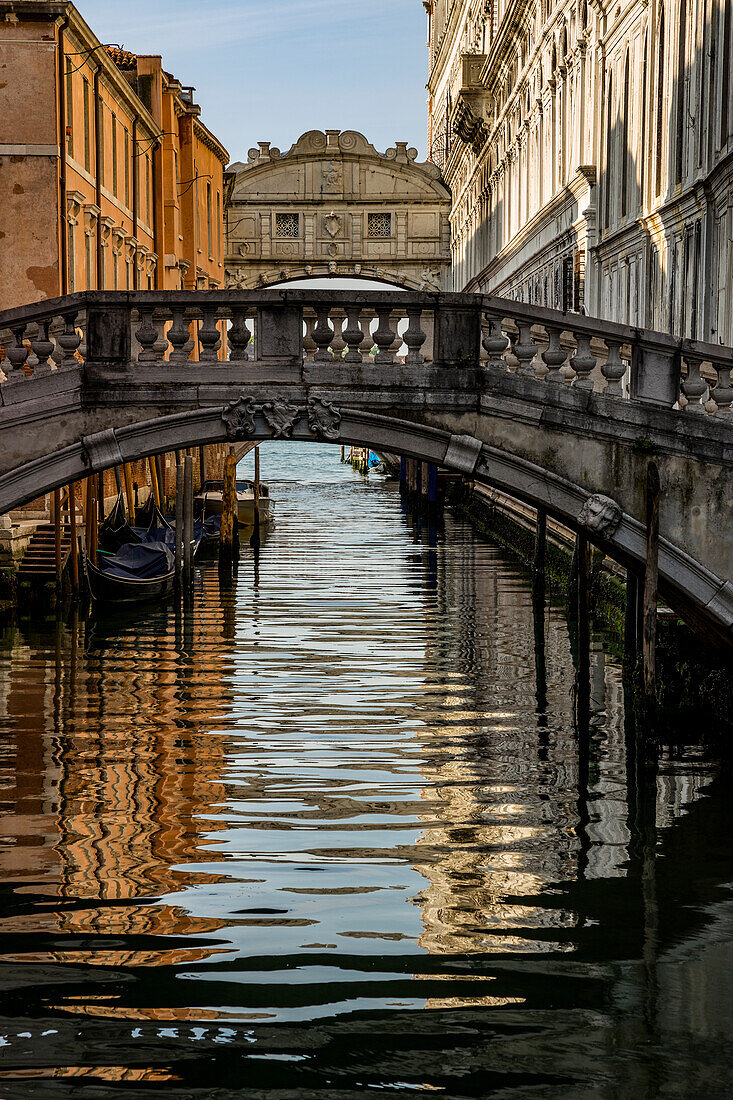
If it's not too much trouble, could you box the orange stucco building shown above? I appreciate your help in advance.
[0,1,228,305]
[0,1,231,556]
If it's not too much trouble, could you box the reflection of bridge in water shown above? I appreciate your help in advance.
[0,491,730,1091]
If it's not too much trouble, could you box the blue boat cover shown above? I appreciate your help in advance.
[98,542,174,580]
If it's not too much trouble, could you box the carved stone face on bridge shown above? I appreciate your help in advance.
[577,493,623,540]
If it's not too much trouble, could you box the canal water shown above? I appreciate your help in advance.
[1,443,732,1098]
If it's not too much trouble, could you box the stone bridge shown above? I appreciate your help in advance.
[0,289,731,643]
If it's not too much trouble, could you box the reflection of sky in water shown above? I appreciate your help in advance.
[0,442,731,1094]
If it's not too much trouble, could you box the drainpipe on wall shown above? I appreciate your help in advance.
[132,116,139,289]
[93,66,102,289]
[57,14,69,295]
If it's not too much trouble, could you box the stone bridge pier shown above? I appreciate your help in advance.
[0,289,731,645]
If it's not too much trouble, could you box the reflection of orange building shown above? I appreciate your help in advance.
[0,1,230,534]
[0,569,236,987]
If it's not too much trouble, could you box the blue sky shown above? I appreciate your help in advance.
[79,0,430,165]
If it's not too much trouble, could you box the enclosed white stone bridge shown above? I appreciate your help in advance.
[0,289,731,643]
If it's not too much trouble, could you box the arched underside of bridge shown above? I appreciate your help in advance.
[2,402,731,647]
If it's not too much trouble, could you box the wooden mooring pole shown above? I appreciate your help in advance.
[69,481,79,595]
[251,445,261,549]
[53,487,62,590]
[643,462,660,706]
[221,449,237,563]
[174,461,184,587]
[183,455,193,590]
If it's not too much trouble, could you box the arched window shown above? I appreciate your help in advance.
[655,7,665,197]
[605,72,613,228]
[621,51,631,216]
[721,0,732,148]
[640,33,648,202]
[675,0,687,183]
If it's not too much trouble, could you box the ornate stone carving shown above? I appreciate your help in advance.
[307,398,341,440]
[322,160,342,189]
[222,396,257,439]
[577,494,623,539]
[324,212,342,238]
[261,401,301,438]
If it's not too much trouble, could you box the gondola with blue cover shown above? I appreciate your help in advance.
[85,540,176,604]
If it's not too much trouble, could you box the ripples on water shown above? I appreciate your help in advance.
[1,443,732,1098]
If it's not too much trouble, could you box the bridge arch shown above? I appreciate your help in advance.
[224,130,452,292]
[2,402,731,647]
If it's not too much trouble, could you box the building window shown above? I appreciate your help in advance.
[65,58,73,157]
[368,212,392,237]
[85,233,93,288]
[656,8,665,197]
[146,155,151,223]
[113,251,119,290]
[97,102,105,187]
[124,129,130,207]
[207,180,213,256]
[83,78,90,172]
[126,257,132,290]
[621,52,630,217]
[67,222,75,292]
[216,191,221,258]
[276,212,300,238]
[111,115,118,196]
[675,0,688,184]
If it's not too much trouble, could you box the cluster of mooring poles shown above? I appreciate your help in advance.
[399,456,440,518]
[530,460,662,717]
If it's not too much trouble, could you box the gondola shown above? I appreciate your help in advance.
[84,541,176,605]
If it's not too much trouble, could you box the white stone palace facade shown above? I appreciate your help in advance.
[425,0,733,343]
[225,130,451,292]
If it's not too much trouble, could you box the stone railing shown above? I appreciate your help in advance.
[0,289,731,417]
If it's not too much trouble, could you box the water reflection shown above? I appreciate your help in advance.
[0,443,731,1096]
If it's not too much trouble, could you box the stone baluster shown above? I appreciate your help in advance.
[136,308,159,362]
[31,319,54,374]
[481,313,509,370]
[228,310,252,361]
[513,321,538,376]
[330,309,347,358]
[361,309,375,358]
[199,308,222,361]
[313,307,335,361]
[169,309,191,362]
[374,307,396,364]
[680,353,708,412]
[153,311,170,359]
[541,325,569,383]
[712,359,733,417]
[601,339,626,396]
[6,326,29,375]
[404,308,426,366]
[57,311,82,367]
[302,309,317,361]
[570,332,597,390]
[50,317,66,367]
[343,307,364,362]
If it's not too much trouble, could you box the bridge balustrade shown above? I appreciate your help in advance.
[0,290,731,418]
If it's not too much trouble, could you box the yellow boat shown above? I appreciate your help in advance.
[195,479,274,528]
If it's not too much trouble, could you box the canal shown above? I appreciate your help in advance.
[1,443,732,1097]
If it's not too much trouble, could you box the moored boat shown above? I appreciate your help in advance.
[195,479,274,528]
[85,542,176,605]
